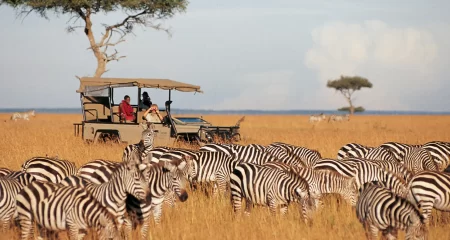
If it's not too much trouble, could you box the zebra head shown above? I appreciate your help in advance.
[405,210,429,240]
[123,159,150,201]
[97,210,121,240]
[286,168,319,221]
[160,158,189,202]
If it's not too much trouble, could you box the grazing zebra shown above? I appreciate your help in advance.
[125,158,190,239]
[0,172,35,231]
[16,181,118,240]
[264,162,358,207]
[328,114,349,122]
[402,147,437,174]
[122,122,155,163]
[188,151,240,196]
[364,146,397,162]
[10,110,35,121]
[230,163,317,223]
[309,113,326,123]
[313,159,409,197]
[60,159,150,239]
[337,143,374,160]
[422,141,450,171]
[379,142,423,163]
[407,171,450,222]
[264,145,306,167]
[268,142,322,168]
[21,156,78,183]
[357,182,428,240]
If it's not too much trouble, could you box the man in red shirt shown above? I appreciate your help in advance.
[119,95,135,122]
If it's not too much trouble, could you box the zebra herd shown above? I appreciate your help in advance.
[0,122,449,239]
[309,113,350,123]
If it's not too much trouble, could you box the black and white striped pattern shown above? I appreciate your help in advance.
[407,171,450,222]
[122,123,155,163]
[10,110,35,121]
[199,143,237,156]
[313,158,409,197]
[76,159,121,184]
[364,146,397,162]
[0,168,13,177]
[60,160,149,237]
[309,113,326,123]
[0,172,35,231]
[379,142,423,163]
[357,182,428,240]
[422,141,450,171]
[402,147,437,174]
[337,143,374,160]
[346,157,413,182]
[328,114,349,122]
[268,142,321,168]
[230,163,317,223]
[21,156,78,183]
[264,162,358,206]
[16,181,118,240]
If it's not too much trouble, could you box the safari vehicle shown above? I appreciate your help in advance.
[74,77,243,145]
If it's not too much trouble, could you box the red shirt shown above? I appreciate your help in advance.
[120,100,134,120]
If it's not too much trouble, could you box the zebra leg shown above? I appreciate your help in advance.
[164,191,176,208]
[152,203,163,224]
[140,216,150,240]
[279,204,288,215]
[244,198,253,216]
[122,218,133,240]
[365,224,379,240]
[231,191,242,214]
[0,218,10,232]
[19,219,34,240]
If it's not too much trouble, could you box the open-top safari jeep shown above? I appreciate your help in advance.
[74,77,243,145]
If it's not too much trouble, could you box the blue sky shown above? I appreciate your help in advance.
[0,0,449,111]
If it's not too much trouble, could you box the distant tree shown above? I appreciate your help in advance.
[2,0,188,77]
[327,75,373,115]
[338,106,365,113]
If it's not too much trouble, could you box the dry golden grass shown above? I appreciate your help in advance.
[1,113,450,240]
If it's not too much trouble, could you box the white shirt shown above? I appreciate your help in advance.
[145,113,161,123]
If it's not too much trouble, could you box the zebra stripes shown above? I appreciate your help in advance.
[0,172,35,231]
[379,142,423,163]
[0,168,12,177]
[346,157,413,182]
[356,182,428,240]
[230,163,317,223]
[309,113,326,123]
[21,156,77,183]
[402,147,437,174]
[16,181,118,240]
[199,143,237,156]
[268,142,321,167]
[337,143,374,160]
[407,171,450,222]
[10,110,35,121]
[364,146,397,162]
[422,141,450,171]
[328,114,349,122]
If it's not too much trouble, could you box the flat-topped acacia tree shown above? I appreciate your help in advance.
[327,75,373,115]
[2,0,188,77]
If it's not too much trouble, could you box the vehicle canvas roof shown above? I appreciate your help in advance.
[76,77,203,93]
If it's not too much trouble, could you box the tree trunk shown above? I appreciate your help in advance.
[84,11,107,78]
[346,98,355,115]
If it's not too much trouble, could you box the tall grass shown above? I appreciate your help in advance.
[1,114,449,239]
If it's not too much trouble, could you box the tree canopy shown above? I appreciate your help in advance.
[2,0,188,77]
[338,106,365,113]
[327,75,373,114]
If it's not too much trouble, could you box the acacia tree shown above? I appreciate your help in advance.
[2,0,188,77]
[327,75,373,115]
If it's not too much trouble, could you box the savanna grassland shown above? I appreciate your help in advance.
[1,114,450,240]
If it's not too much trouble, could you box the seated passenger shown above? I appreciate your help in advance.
[143,104,163,123]
[139,91,152,110]
[119,95,135,122]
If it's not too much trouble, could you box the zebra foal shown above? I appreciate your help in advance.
[16,181,119,240]
[357,182,428,240]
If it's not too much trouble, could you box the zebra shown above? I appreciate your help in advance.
[0,172,35,231]
[263,161,358,207]
[356,182,428,240]
[337,143,374,160]
[16,181,119,240]
[379,142,423,163]
[76,159,121,184]
[230,162,318,223]
[122,122,155,163]
[60,158,150,239]
[364,146,397,162]
[149,147,172,163]
[309,113,326,123]
[328,114,350,122]
[313,158,409,197]
[407,171,450,222]
[264,144,306,167]
[10,110,35,121]
[21,156,78,183]
[402,147,438,174]
[0,168,13,177]
[268,142,322,167]
[345,157,414,182]
[199,143,238,156]
[422,141,450,171]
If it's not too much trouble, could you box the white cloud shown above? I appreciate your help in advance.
[304,20,440,110]
[213,70,295,110]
